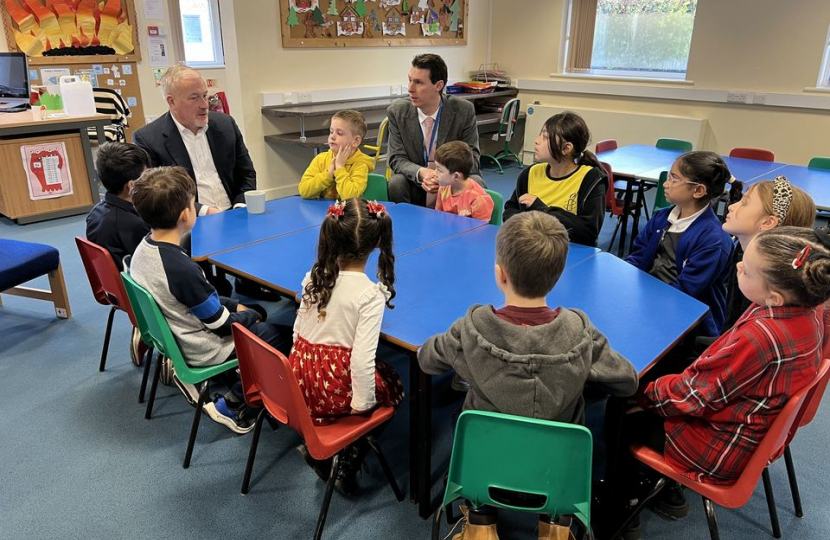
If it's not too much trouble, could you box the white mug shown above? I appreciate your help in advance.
[244,190,266,214]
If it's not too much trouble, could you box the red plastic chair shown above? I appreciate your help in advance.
[729,148,775,162]
[627,358,830,540]
[601,161,636,253]
[595,139,618,154]
[231,323,404,540]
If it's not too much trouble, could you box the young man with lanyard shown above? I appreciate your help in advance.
[386,54,485,206]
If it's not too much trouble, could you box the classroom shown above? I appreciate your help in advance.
[1,1,830,539]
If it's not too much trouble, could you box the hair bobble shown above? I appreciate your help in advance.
[792,245,812,270]
[366,200,387,218]
[728,175,737,184]
[326,200,344,219]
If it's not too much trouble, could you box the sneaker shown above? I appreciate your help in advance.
[130,327,143,367]
[159,356,173,386]
[617,515,641,540]
[649,481,690,520]
[297,443,332,483]
[203,396,255,434]
[451,373,471,392]
[334,442,370,496]
[172,372,199,407]
[448,505,499,540]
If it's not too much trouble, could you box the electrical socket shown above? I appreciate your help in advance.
[753,93,767,105]
[726,91,749,103]
[389,85,401,96]
[297,92,312,104]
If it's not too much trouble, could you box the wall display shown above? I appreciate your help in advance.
[1,0,141,64]
[281,0,466,47]
[21,141,73,201]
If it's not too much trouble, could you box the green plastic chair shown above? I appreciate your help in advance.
[655,138,693,152]
[481,98,523,174]
[808,156,830,170]
[431,411,593,540]
[363,172,389,201]
[121,272,240,469]
[485,189,504,225]
[652,170,671,214]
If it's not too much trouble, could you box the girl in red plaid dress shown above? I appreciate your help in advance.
[292,197,403,494]
[622,227,830,535]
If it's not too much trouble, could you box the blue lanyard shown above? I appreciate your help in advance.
[422,98,443,166]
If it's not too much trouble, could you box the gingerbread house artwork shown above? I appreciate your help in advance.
[382,7,405,36]
[337,5,364,36]
[421,8,441,36]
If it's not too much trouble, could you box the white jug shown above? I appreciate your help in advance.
[59,75,96,117]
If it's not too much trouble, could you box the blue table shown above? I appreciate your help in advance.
[755,165,830,211]
[597,145,683,180]
[722,156,787,184]
[190,197,332,261]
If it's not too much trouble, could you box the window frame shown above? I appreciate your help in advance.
[562,0,697,82]
[170,0,226,69]
[818,25,830,88]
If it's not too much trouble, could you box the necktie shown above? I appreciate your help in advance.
[423,115,436,167]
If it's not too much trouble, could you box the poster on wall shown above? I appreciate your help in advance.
[21,143,74,201]
[148,37,170,67]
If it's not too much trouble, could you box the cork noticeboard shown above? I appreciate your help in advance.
[281,0,467,48]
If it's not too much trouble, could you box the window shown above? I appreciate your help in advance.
[819,24,830,88]
[565,0,698,80]
[175,0,224,68]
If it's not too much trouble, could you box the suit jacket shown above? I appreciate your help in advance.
[386,95,481,183]
[133,111,256,210]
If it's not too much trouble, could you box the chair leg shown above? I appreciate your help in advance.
[431,504,444,540]
[481,154,504,174]
[241,409,267,494]
[138,347,155,404]
[314,453,341,540]
[784,445,803,518]
[144,351,163,420]
[762,468,782,538]
[183,382,209,469]
[609,477,667,540]
[98,306,116,372]
[702,496,721,540]
[608,218,622,252]
[366,435,405,501]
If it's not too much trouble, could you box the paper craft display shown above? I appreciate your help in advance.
[21,142,74,201]
[382,7,404,35]
[421,8,440,36]
[380,0,401,6]
[409,10,424,24]
[5,0,136,57]
[337,5,363,35]
[290,0,319,13]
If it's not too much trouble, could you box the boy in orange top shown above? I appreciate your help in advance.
[298,109,375,200]
[434,141,495,221]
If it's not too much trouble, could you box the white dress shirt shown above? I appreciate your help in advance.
[171,115,233,216]
[666,204,708,233]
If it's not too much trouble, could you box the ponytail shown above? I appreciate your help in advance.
[375,211,396,308]
[726,175,744,206]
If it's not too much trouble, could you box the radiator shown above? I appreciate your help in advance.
[521,104,708,164]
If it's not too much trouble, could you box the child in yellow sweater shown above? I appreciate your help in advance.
[298,109,375,200]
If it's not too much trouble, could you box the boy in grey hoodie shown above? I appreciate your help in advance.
[418,211,638,539]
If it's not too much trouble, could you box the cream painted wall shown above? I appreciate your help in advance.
[490,0,830,165]
[233,0,493,197]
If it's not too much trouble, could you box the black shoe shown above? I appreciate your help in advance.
[235,278,281,302]
[618,515,641,540]
[297,444,332,483]
[334,442,367,496]
[649,481,690,520]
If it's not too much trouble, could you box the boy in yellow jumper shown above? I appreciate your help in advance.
[298,109,375,200]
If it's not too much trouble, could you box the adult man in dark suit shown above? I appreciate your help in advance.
[133,65,256,216]
[387,54,484,206]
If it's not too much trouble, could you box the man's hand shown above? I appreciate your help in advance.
[419,168,439,192]
[518,194,539,207]
[205,206,222,215]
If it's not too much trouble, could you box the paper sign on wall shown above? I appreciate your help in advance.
[21,142,74,200]
[148,36,170,67]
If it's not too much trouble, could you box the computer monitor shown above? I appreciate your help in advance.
[0,52,30,99]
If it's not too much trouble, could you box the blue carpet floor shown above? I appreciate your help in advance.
[1,164,829,539]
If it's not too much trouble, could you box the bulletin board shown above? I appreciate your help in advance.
[280,0,467,48]
[32,60,146,139]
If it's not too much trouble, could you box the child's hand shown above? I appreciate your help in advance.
[334,143,356,170]
[327,151,337,176]
[518,194,538,207]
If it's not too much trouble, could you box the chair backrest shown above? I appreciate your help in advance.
[363,117,389,169]
[595,139,618,154]
[724,358,830,507]
[485,189,504,225]
[600,161,622,216]
[653,171,671,212]
[655,138,693,152]
[75,236,138,327]
[231,323,315,439]
[441,411,592,529]
[808,156,830,170]
[729,148,775,162]
[499,98,521,142]
[364,172,390,201]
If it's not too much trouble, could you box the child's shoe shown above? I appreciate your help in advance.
[451,373,471,392]
[537,517,576,540]
[649,481,689,520]
[450,505,499,540]
[297,443,332,482]
[334,442,368,496]
[172,372,199,406]
[203,395,255,434]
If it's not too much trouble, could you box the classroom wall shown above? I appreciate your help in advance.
[489,0,830,166]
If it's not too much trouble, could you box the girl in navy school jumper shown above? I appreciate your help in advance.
[625,151,743,337]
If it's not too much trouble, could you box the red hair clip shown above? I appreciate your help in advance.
[326,201,344,219]
[792,245,811,270]
[366,200,387,218]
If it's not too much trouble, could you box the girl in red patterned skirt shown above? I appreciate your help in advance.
[292,197,404,495]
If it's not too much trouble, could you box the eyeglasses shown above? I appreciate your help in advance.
[666,172,702,187]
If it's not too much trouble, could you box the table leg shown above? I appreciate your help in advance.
[630,181,646,253]
[617,182,634,258]
[299,117,307,143]
[79,123,101,201]
[408,352,421,504]
[418,366,433,519]
[596,396,628,540]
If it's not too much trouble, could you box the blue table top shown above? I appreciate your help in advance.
[721,156,787,184]
[546,253,708,374]
[597,144,684,180]
[755,165,830,211]
[190,197,333,261]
